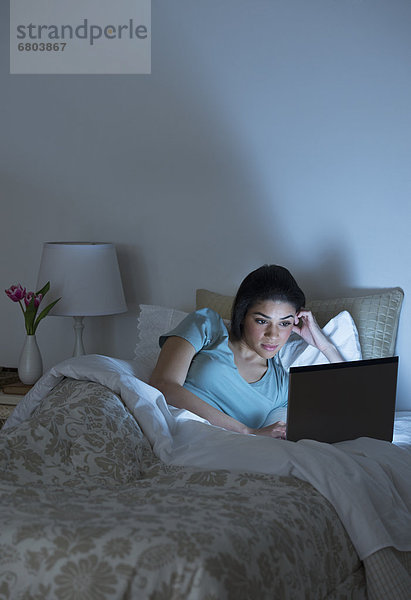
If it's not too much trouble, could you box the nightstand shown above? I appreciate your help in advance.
[0,391,26,428]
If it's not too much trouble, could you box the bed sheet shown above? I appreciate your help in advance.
[393,410,411,450]
[3,355,411,599]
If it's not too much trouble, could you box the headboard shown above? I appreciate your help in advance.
[196,287,404,360]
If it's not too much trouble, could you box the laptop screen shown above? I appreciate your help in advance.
[286,357,398,443]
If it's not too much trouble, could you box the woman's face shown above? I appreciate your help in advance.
[241,299,297,359]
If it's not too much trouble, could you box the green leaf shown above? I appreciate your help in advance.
[33,298,61,333]
[36,281,50,297]
[24,296,37,335]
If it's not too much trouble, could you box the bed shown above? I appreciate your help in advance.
[1,286,410,599]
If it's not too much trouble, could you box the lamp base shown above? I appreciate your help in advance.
[73,316,85,357]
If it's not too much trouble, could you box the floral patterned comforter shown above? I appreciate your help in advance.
[0,378,367,599]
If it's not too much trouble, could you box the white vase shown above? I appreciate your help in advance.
[18,334,43,385]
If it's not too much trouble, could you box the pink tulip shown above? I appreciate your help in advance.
[5,280,59,335]
[24,291,43,308]
[5,284,26,302]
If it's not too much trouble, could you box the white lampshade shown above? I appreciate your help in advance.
[37,242,127,356]
[37,242,127,316]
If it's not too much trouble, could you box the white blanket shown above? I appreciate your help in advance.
[5,354,411,562]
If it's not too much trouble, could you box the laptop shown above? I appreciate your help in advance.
[286,356,398,443]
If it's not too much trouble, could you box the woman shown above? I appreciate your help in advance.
[149,265,343,439]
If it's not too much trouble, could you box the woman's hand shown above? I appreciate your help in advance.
[249,421,287,439]
[292,309,343,363]
[292,309,328,350]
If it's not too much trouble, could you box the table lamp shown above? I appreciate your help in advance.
[36,242,127,356]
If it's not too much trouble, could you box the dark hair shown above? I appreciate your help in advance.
[230,265,305,341]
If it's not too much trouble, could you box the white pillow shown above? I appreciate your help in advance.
[279,310,362,371]
[133,304,188,382]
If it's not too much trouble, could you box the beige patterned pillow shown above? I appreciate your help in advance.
[134,305,189,382]
[196,287,404,360]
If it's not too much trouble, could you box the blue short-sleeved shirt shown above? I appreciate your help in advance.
[159,308,288,429]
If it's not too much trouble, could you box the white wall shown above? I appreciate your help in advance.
[1,0,410,409]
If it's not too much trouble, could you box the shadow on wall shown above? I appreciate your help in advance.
[294,242,358,301]
[121,5,372,307]
[113,6,297,305]
[116,243,150,312]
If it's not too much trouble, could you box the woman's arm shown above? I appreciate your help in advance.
[149,336,250,434]
[293,309,344,363]
[149,336,286,438]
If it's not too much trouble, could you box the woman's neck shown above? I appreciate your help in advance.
[228,338,268,383]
